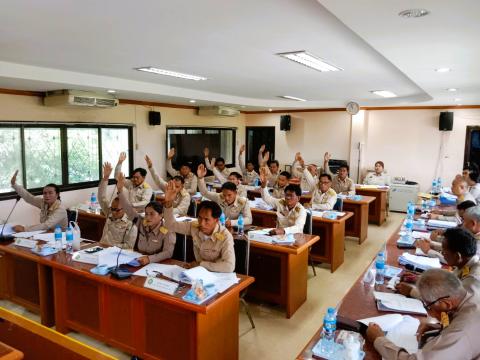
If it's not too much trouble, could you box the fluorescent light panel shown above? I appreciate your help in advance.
[135,67,207,81]
[435,68,451,73]
[371,90,397,98]
[278,51,342,72]
[279,95,307,102]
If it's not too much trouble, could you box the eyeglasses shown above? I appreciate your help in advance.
[284,193,298,199]
[422,295,449,310]
[110,207,123,212]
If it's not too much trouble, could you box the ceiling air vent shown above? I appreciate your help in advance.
[44,90,119,108]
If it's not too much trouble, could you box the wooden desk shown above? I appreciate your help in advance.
[246,233,320,319]
[0,243,254,360]
[251,208,353,272]
[355,187,389,225]
[0,341,23,360]
[76,210,106,242]
[296,225,420,360]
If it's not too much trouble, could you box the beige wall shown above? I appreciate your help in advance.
[0,94,245,225]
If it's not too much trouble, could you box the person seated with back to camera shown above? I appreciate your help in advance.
[10,170,68,232]
[259,169,307,235]
[116,172,175,266]
[163,181,235,272]
[165,147,198,195]
[145,154,190,216]
[97,162,137,248]
[197,164,252,227]
[114,151,153,212]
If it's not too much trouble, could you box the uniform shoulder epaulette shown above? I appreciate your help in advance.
[191,220,200,228]
[328,188,337,196]
[143,182,151,189]
[461,266,470,278]
[159,226,169,234]
[214,231,225,241]
[279,199,286,206]
[238,197,246,205]
[180,189,189,197]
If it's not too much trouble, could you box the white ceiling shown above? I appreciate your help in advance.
[0,0,477,110]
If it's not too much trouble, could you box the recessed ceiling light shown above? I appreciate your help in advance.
[447,88,457,92]
[268,108,273,112]
[107,89,116,93]
[189,100,196,103]
[135,67,207,81]
[435,68,451,73]
[370,90,397,98]
[279,95,307,102]
[454,98,462,102]
[277,51,342,72]
[398,9,429,18]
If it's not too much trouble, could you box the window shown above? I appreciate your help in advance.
[166,127,236,170]
[0,123,133,199]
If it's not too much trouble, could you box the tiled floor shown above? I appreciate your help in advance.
[1,212,404,360]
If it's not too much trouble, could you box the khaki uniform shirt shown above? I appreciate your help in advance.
[119,191,175,263]
[13,184,68,231]
[271,184,286,199]
[166,159,198,195]
[261,187,307,234]
[292,161,318,192]
[469,183,480,204]
[212,167,248,198]
[238,152,259,185]
[453,255,480,298]
[97,179,137,248]
[363,172,390,186]
[198,178,252,226]
[373,292,480,359]
[303,168,338,210]
[148,166,191,216]
[204,157,231,177]
[164,207,235,272]
[325,163,355,195]
[114,163,153,211]
[458,192,477,205]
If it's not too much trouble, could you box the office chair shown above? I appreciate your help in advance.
[66,209,78,224]
[333,198,343,212]
[233,235,255,329]
[303,209,316,276]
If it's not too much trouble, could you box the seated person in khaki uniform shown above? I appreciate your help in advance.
[212,168,247,199]
[431,178,477,220]
[258,145,280,187]
[165,148,198,195]
[363,161,390,186]
[114,152,153,211]
[117,173,175,266]
[10,170,68,232]
[238,145,259,185]
[259,172,307,235]
[98,162,137,248]
[323,152,355,195]
[163,181,235,273]
[145,155,191,216]
[271,171,291,199]
[292,152,318,192]
[197,164,252,227]
[300,158,337,210]
[204,147,231,179]
[367,269,480,359]
[398,227,480,299]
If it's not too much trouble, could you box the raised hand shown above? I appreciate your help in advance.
[167,148,175,160]
[210,158,216,169]
[298,155,305,167]
[102,162,113,180]
[239,144,245,154]
[259,144,265,153]
[145,154,153,168]
[118,152,127,163]
[116,172,125,191]
[259,169,268,188]
[203,147,210,158]
[197,164,207,178]
[324,152,331,163]
[263,151,270,163]
[295,152,301,162]
[10,170,18,186]
[164,180,178,203]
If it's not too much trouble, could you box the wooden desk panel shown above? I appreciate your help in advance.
[355,188,388,225]
[76,210,106,242]
[343,196,375,243]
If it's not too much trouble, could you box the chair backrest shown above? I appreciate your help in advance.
[66,209,78,223]
[172,233,187,262]
[333,198,343,212]
[187,199,197,217]
[233,236,250,276]
[303,209,312,235]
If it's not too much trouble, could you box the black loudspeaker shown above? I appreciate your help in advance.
[149,111,161,126]
[439,112,453,131]
[280,115,291,131]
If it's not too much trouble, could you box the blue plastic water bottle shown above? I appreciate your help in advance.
[375,252,385,285]
[54,225,63,251]
[437,177,442,193]
[431,179,438,194]
[219,212,226,226]
[65,226,74,254]
[237,214,244,235]
[89,192,97,211]
[406,201,415,218]
[320,307,337,355]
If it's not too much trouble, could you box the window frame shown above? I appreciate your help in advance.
[0,122,134,200]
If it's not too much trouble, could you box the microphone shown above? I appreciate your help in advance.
[111,217,138,280]
[0,195,21,243]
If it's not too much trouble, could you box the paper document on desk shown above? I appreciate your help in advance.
[133,263,184,280]
[72,246,141,267]
[248,229,274,244]
[248,198,273,210]
[0,223,14,235]
[373,291,427,315]
[411,231,431,240]
[13,230,46,238]
[427,219,457,229]
[175,216,195,222]
[13,238,38,248]
[398,252,442,271]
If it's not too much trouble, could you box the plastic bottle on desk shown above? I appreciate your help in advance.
[431,179,438,195]
[320,307,337,355]
[54,225,63,251]
[437,177,442,193]
[406,201,415,218]
[375,252,385,285]
[219,212,226,226]
[89,192,97,212]
[405,217,413,238]
[237,214,244,235]
[65,226,74,254]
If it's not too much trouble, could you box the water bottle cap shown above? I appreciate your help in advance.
[378,252,384,256]
[327,307,335,314]
[55,225,61,229]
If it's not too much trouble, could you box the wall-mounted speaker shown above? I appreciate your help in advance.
[280,115,291,131]
[149,111,161,126]
[439,112,453,131]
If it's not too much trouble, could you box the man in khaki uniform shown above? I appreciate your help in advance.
[163,182,235,273]
[260,173,306,235]
[302,167,337,211]
[114,152,153,211]
[204,147,231,178]
[367,269,480,359]
[323,152,355,195]
[258,145,280,187]
[198,165,252,227]
[212,168,248,198]
[10,170,68,232]
[292,153,319,192]
[145,155,191,216]
[97,163,137,248]
[165,148,198,195]
[271,171,291,199]
[238,145,259,185]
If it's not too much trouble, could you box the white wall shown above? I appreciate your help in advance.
[0,94,245,226]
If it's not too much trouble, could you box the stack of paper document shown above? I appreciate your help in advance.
[398,252,441,271]
[0,223,14,235]
[373,291,427,315]
[72,246,142,267]
[248,198,273,210]
[310,210,346,218]
[133,263,185,280]
[411,231,431,240]
[359,314,420,354]
[427,219,457,229]
[175,216,195,222]
[248,229,274,244]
